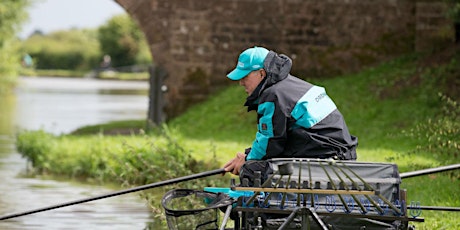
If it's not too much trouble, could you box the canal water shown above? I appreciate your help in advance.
[0,77,154,230]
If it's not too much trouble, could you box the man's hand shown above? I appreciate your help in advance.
[223,152,246,175]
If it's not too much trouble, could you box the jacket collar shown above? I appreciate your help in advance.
[244,77,266,111]
[243,50,292,111]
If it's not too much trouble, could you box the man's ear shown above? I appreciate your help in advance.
[260,69,267,78]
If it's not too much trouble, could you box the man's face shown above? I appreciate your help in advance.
[239,69,265,95]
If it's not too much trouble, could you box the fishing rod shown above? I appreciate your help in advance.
[400,163,460,179]
[0,168,226,221]
[399,163,460,213]
[2,163,458,221]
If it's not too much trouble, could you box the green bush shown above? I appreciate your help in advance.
[21,30,101,70]
[16,130,53,170]
[32,49,86,70]
[16,126,225,188]
[98,14,149,67]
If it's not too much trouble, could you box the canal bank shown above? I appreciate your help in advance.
[0,76,153,229]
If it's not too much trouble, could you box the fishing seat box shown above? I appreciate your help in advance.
[247,158,404,230]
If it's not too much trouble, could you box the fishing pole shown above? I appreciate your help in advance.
[0,168,226,221]
[400,163,460,179]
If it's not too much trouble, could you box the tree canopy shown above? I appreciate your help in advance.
[98,14,146,67]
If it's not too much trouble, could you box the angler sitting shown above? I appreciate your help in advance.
[223,46,358,187]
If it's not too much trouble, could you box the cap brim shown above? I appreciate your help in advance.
[227,68,251,81]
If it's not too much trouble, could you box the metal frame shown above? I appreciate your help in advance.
[229,159,424,230]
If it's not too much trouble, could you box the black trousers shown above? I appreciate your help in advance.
[239,160,273,187]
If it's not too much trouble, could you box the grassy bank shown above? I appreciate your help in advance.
[16,46,460,229]
[19,68,149,80]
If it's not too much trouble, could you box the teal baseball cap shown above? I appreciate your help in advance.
[227,46,269,81]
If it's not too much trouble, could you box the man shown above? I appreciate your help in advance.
[223,46,358,184]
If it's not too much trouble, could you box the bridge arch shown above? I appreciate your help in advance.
[115,0,453,119]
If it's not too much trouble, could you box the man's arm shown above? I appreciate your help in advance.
[247,100,288,160]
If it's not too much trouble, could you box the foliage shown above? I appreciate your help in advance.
[16,126,226,186]
[0,0,31,93]
[403,57,460,166]
[18,14,152,72]
[445,0,460,23]
[403,93,460,165]
[16,129,53,167]
[98,14,151,67]
[20,29,101,70]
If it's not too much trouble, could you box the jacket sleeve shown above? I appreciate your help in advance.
[246,100,287,160]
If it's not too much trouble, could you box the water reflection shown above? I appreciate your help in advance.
[0,77,154,229]
[14,77,149,135]
[0,145,153,230]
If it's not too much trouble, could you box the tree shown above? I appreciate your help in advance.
[98,14,144,67]
[0,0,31,92]
[21,29,101,70]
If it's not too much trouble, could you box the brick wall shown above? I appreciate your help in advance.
[115,0,453,118]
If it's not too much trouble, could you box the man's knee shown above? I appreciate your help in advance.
[239,160,272,187]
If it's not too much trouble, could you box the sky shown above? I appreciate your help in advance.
[18,0,126,39]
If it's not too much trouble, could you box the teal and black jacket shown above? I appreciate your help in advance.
[245,51,358,161]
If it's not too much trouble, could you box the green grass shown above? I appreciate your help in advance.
[71,119,147,135]
[22,69,89,78]
[16,48,460,229]
[98,70,149,80]
[19,68,150,80]
[168,55,436,164]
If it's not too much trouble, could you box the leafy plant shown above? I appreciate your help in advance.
[403,93,460,166]
[16,130,53,171]
[0,0,31,93]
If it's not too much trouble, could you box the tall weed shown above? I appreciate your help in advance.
[16,130,53,170]
[16,126,225,188]
[403,94,460,168]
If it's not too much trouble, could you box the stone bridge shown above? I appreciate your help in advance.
[114,0,453,119]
